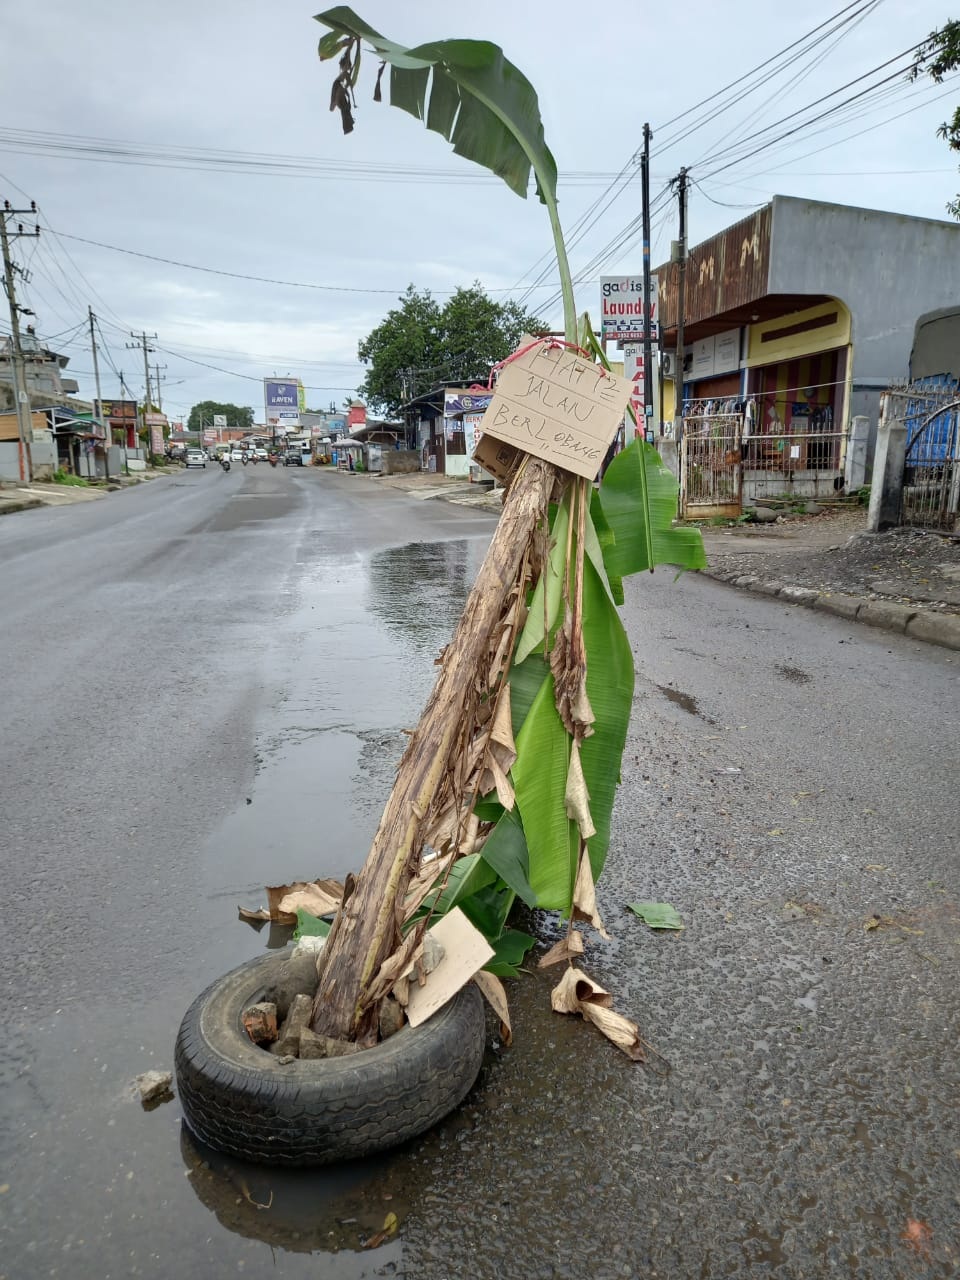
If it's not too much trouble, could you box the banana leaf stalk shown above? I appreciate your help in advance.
[309,9,705,1050]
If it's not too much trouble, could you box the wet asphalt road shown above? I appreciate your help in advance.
[0,465,957,1279]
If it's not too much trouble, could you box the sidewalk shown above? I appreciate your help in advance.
[0,469,163,516]
[327,469,960,652]
[347,468,503,509]
[699,504,960,652]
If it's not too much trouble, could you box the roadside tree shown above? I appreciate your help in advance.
[357,283,545,416]
[187,401,254,431]
[912,19,960,218]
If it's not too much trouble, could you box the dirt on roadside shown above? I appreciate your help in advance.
[701,506,960,615]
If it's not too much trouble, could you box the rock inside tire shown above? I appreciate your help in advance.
[174,949,486,1166]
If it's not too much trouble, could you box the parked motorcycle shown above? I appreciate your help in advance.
[221,458,231,472]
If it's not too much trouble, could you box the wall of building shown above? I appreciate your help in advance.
[911,308,960,379]
[768,196,960,386]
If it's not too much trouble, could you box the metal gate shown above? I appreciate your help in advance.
[889,379,960,531]
[680,403,743,519]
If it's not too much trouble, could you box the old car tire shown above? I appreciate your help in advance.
[175,949,486,1166]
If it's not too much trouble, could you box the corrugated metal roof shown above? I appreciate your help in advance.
[657,205,773,331]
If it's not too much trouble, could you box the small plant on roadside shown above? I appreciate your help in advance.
[51,469,89,487]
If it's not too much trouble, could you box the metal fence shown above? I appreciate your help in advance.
[886,378,960,531]
[741,429,847,504]
[680,408,743,518]
[680,400,847,518]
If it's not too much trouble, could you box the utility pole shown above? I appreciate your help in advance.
[1,198,40,483]
[640,124,655,443]
[126,331,157,460]
[671,168,689,439]
[88,306,108,482]
[153,362,166,412]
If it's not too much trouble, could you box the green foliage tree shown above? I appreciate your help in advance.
[912,19,960,218]
[357,282,545,416]
[187,401,254,431]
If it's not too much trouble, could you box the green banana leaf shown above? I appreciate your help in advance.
[509,652,551,738]
[511,671,579,910]
[477,804,537,908]
[485,927,536,977]
[315,8,557,205]
[514,493,569,665]
[578,551,635,882]
[510,550,634,909]
[416,852,498,921]
[598,438,707,577]
[589,490,624,605]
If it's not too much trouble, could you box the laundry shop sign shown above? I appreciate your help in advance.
[600,275,658,342]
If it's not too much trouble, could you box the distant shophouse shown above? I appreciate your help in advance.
[655,196,960,516]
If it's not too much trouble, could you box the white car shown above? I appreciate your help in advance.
[185,449,206,469]
[254,447,268,459]
[230,450,243,461]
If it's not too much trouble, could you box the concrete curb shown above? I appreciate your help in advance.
[702,568,960,653]
[0,498,44,516]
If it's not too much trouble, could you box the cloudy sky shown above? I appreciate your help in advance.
[1,0,957,423]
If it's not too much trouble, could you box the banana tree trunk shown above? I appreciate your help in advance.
[311,457,557,1044]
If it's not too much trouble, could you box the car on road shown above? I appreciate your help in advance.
[283,449,303,466]
[254,447,268,460]
[230,450,243,461]
[185,449,206,469]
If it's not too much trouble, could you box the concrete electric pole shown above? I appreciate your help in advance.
[126,331,157,459]
[1,198,40,483]
[88,307,108,481]
[640,123,655,442]
[670,168,689,439]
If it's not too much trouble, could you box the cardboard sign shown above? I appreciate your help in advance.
[404,908,495,1028]
[472,432,521,483]
[480,341,633,480]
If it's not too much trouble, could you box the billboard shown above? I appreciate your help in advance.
[444,389,493,415]
[601,275,658,342]
[264,378,302,426]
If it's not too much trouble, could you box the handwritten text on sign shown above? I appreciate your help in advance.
[479,342,633,480]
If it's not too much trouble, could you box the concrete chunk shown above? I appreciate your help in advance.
[271,993,313,1056]
[857,600,915,634]
[814,594,862,620]
[905,610,960,651]
[779,586,819,605]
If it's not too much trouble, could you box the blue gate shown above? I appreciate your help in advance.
[899,377,960,531]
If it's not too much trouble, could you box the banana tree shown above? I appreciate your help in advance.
[309,8,705,1052]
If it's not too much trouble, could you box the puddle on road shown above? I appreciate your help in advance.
[176,536,490,1270]
[180,1126,408,1259]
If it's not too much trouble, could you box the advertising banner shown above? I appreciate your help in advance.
[100,399,138,421]
[150,427,165,454]
[622,343,661,435]
[444,389,493,415]
[600,275,658,342]
[264,378,300,425]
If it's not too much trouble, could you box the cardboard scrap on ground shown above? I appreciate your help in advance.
[550,966,645,1062]
[238,878,345,925]
[405,907,495,1028]
[479,339,632,481]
